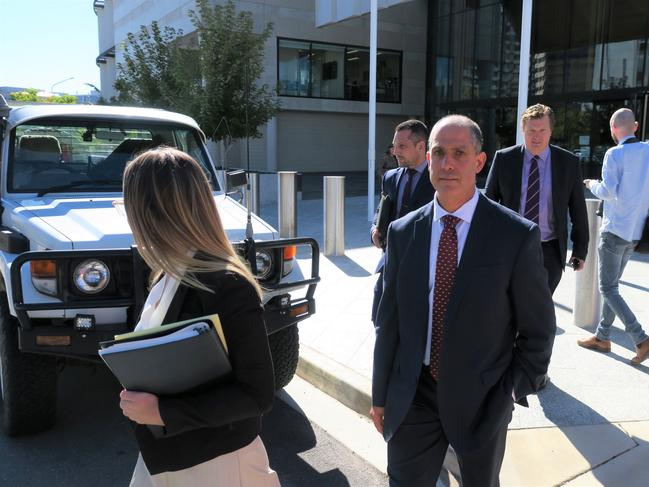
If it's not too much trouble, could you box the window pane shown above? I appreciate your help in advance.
[435,15,452,102]
[278,39,310,97]
[345,48,370,101]
[475,5,502,99]
[499,4,520,98]
[449,9,476,101]
[377,51,401,102]
[311,43,345,99]
[601,40,646,89]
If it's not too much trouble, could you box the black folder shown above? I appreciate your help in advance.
[376,193,393,248]
[98,315,231,396]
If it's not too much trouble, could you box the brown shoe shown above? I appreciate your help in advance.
[631,338,649,365]
[577,336,611,353]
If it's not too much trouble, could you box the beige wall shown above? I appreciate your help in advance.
[277,111,405,172]
[102,0,429,173]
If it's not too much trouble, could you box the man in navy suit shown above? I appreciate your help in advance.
[371,119,435,322]
[485,104,589,294]
[371,115,556,486]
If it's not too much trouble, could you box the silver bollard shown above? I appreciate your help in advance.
[278,171,297,238]
[574,198,602,330]
[324,176,345,256]
[244,172,260,215]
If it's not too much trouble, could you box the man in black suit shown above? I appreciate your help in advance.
[485,103,589,294]
[371,115,555,486]
[371,119,435,322]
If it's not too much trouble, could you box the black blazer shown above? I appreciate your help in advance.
[133,271,274,475]
[372,195,556,454]
[485,144,589,263]
[371,166,435,265]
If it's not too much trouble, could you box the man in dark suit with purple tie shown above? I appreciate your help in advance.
[485,104,589,294]
[371,115,555,486]
[370,119,435,322]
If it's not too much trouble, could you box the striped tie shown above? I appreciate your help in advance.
[524,155,540,224]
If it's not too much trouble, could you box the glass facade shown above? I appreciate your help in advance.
[426,0,649,180]
[278,38,402,103]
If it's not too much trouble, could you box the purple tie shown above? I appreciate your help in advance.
[430,214,460,381]
[399,169,417,218]
[524,156,540,224]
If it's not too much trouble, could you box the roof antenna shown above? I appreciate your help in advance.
[243,56,257,274]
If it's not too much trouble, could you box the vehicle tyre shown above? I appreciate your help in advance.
[0,294,58,436]
[268,324,299,390]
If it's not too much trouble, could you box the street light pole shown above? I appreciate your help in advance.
[50,77,74,94]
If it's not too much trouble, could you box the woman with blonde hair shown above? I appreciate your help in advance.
[119,147,279,486]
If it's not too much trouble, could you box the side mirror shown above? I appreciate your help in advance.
[226,169,248,191]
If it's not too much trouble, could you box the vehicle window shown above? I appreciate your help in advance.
[9,122,219,193]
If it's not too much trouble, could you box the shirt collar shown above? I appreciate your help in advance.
[618,135,635,145]
[433,188,480,225]
[523,145,550,163]
[407,159,428,175]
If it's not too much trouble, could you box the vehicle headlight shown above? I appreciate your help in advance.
[73,260,110,294]
[255,250,273,280]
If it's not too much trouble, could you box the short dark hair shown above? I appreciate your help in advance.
[395,119,428,146]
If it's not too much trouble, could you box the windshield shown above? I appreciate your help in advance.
[8,120,220,194]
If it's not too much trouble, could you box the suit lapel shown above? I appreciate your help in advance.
[444,195,493,328]
[511,145,525,208]
[413,205,433,342]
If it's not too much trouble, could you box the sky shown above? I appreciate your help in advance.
[0,0,101,94]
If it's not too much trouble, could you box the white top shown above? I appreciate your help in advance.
[134,274,181,331]
[424,189,480,365]
[589,136,649,242]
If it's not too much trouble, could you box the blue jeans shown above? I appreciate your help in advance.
[595,232,648,345]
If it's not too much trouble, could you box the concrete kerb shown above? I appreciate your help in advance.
[296,343,372,418]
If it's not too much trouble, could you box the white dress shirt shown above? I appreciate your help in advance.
[424,189,480,365]
[589,136,649,242]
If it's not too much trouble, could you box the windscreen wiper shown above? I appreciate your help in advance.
[37,179,123,197]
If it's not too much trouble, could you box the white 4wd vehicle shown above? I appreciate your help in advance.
[0,99,319,436]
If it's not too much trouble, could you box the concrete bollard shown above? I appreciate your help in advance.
[573,198,602,330]
[278,171,297,238]
[244,172,260,215]
[324,176,345,256]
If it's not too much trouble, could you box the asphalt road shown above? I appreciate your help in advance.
[0,364,386,486]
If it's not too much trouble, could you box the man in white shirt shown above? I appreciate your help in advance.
[579,108,649,364]
[371,115,555,486]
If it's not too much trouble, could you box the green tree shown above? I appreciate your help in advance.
[114,0,279,141]
[10,88,77,104]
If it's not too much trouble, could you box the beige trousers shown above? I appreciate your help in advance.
[129,436,280,487]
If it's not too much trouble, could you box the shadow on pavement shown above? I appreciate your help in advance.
[324,255,372,277]
[620,280,649,293]
[0,364,136,487]
[537,382,635,486]
[262,399,351,487]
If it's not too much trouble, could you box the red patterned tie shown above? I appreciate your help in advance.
[430,214,460,381]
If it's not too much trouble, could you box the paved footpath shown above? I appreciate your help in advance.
[260,194,649,487]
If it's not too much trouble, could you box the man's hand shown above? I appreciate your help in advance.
[570,257,585,271]
[583,179,595,189]
[370,406,385,434]
[120,390,165,426]
[371,228,383,249]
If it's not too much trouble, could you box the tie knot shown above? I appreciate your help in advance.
[441,215,461,228]
[532,155,540,162]
[406,168,417,176]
